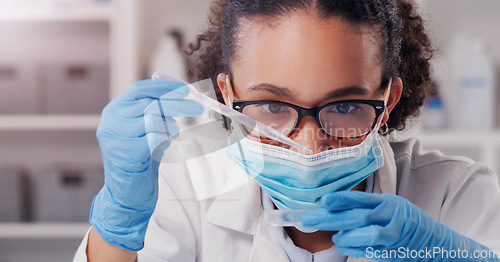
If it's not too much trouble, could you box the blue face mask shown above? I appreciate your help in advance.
[226,128,384,232]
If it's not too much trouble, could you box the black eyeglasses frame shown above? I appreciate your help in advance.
[232,99,385,140]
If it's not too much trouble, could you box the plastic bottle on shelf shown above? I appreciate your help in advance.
[423,95,447,130]
[446,35,497,130]
[148,29,187,82]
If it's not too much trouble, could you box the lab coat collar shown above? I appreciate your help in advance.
[187,144,288,260]
[181,139,262,234]
[248,213,290,262]
[205,177,262,235]
[201,149,263,235]
[204,164,290,261]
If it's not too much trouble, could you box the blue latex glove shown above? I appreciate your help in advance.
[89,79,204,251]
[302,191,499,261]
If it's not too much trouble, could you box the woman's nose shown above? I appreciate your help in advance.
[289,116,333,154]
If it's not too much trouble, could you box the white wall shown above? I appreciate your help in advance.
[421,0,500,62]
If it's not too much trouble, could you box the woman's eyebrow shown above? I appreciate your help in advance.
[248,83,294,96]
[324,86,370,99]
[248,83,369,99]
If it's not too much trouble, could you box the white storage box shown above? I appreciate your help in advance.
[0,63,40,114]
[42,63,109,114]
[0,167,25,222]
[31,165,103,222]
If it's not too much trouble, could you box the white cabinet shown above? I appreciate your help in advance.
[0,8,111,126]
[0,2,114,262]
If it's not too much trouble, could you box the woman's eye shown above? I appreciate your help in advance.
[333,103,358,114]
[262,104,287,114]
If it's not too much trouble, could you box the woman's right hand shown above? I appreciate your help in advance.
[89,79,204,252]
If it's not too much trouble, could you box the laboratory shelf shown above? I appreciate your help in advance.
[0,7,112,22]
[0,223,90,239]
[0,114,101,130]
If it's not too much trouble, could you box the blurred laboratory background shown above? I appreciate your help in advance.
[0,0,498,261]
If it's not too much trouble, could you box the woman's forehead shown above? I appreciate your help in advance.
[230,13,383,103]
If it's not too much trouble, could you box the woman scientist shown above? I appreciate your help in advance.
[74,0,500,261]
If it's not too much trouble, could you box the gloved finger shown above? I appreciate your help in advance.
[158,85,191,100]
[158,99,204,117]
[144,99,204,118]
[98,111,146,138]
[146,132,173,162]
[320,191,386,211]
[302,208,377,230]
[118,80,189,101]
[106,99,155,119]
[332,224,401,248]
[144,114,180,136]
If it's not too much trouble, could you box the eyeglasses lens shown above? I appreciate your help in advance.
[319,103,376,138]
[241,102,376,139]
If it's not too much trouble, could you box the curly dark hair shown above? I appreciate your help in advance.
[187,0,433,132]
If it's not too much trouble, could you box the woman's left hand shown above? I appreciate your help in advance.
[301,191,498,261]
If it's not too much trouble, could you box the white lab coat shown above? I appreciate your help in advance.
[74,137,500,261]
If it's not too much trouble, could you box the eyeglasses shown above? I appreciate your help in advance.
[232,99,385,140]
[225,74,389,140]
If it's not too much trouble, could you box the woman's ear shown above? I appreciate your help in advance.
[217,73,231,106]
[382,76,403,124]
